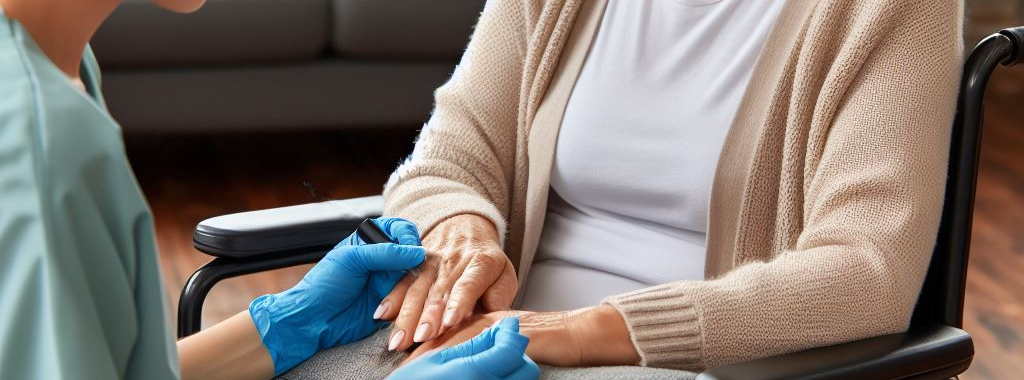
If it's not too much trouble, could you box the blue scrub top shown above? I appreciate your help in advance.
[0,9,179,380]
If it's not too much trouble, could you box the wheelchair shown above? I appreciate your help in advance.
[176,27,1024,379]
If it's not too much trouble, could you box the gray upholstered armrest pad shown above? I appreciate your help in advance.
[193,195,384,258]
[696,325,973,380]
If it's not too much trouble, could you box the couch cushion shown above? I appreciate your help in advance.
[101,61,455,131]
[92,0,330,68]
[332,0,485,59]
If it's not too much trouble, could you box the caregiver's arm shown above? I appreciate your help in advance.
[177,312,274,380]
[177,218,425,380]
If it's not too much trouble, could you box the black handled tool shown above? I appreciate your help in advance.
[356,218,395,244]
[356,218,423,277]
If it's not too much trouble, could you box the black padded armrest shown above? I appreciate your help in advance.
[193,195,384,258]
[696,325,973,380]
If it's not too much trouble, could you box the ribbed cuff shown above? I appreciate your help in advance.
[384,187,508,245]
[603,284,705,370]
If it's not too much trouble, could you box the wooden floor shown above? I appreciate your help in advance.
[129,73,1023,379]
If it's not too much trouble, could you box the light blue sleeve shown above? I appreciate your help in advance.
[0,15,178,380]
[0,20,63,380]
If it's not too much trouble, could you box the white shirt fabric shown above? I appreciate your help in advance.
[521,0,785,311]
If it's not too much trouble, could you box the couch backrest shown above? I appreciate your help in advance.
[92,0,485,68]
[331,0,486,59]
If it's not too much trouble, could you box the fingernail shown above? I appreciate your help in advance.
[442,308,457,326]
[414,322,432,342]
[373,302,389,320]
[388,330,405,351]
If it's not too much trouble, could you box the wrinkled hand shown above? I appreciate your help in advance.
[249,218,424,375]
[387,318,540,380]
[401,310,589,368]
[375,214,519,351]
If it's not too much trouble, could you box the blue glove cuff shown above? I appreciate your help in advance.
[250,292,327,375]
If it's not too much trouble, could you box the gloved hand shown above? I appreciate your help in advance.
[249,218,424,375]
[388,318,541,380]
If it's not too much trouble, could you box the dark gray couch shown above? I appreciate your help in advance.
[91,0,485,133]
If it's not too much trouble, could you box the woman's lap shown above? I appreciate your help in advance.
[278,330,697,380]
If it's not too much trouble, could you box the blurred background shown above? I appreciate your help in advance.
[90,1,1022,378]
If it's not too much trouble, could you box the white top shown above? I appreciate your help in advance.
[521,0,785,311]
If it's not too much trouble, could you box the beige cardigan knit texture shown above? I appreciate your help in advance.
[383,0,964,370]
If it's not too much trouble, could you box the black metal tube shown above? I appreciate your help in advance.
[920,33,1014,328]
[998,27,1024,66]
[177,248,330,338]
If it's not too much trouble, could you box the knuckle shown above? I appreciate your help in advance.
[450,286,483,306]
[455,276,485,293]
[439,248,463,264]
[427,281,451,298]
[440,255,461,273]
[424,249,443,261]
[423,296,446,309]
[426,257,443,272]
[398,302,421,318]
[473,252,506,271]
[398,274,417,285]
[410,282,432,298]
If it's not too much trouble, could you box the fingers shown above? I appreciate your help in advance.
[443,253,512,328]
[350,243,425,272]
[482,261,518,311]
[375,273,415,320]
[436,323,498,362]
[374,218,422,246]
[495,316,519,332]
[438,317,518,363]
[467,327,531,377]
[506,355,541,380]
[389,255,439,351]
[415,251,472,342]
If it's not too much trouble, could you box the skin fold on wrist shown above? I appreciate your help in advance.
[513,305,638,367]
[567,305,641,366]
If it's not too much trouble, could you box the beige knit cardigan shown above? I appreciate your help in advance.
[383,0,964,370]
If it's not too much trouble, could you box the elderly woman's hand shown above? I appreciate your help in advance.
[399,306,639,368]
[401,311,577,367]
[375,214,519,351]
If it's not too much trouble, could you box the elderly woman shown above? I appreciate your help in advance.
[375,0,964,371]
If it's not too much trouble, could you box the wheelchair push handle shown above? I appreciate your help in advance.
[999,27,1024,66]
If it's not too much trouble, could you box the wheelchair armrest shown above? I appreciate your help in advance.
[192,195,384,258]
[696,325,973,380]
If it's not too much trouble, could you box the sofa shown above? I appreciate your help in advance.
[90,0,486,133]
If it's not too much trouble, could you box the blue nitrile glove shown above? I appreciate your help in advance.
[387,318,541,380]
[249,218,424,375]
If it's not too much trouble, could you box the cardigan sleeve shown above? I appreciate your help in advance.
[605,0,964,370]
[382,0,533,243]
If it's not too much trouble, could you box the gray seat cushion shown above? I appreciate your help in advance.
[332,0,486,59]
[279,329,698,379]
[92,0,330,67]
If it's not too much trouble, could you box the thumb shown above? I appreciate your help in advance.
[466,327,530,377]
[344,243,425,273]
[374,218,422,246]
[495,317,520,333]
[438,324,501,363]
